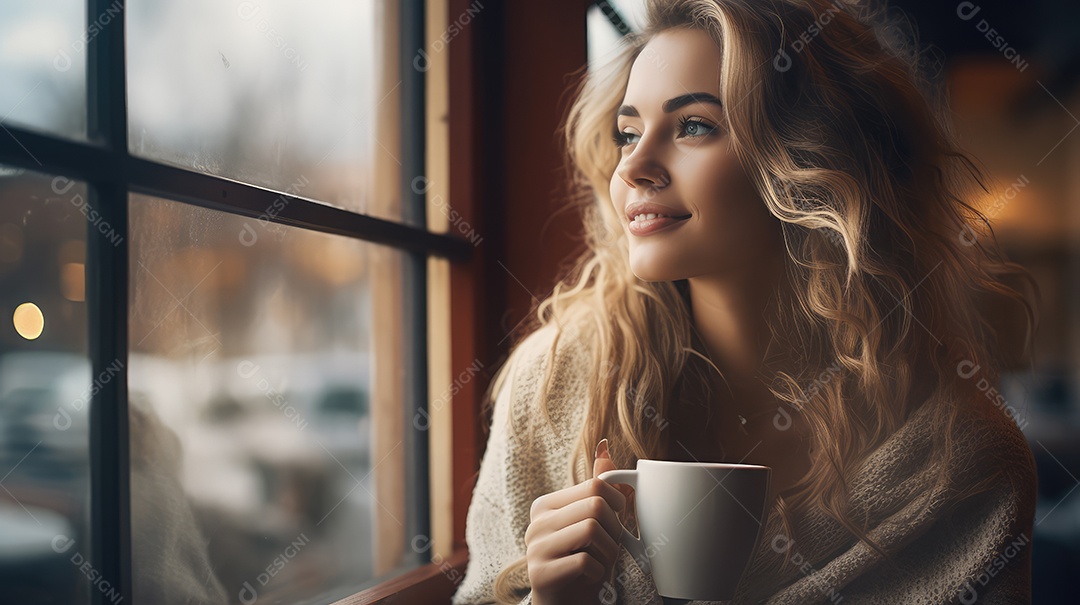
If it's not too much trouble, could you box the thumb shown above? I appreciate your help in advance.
[593,438,617,479]
[593,438,632,509]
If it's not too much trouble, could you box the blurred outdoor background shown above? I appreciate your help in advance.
[1,1,401,603]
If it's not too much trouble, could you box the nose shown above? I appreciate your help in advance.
[615,147,670,191]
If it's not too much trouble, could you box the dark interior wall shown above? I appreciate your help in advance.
[494,0,591,343]
[448,0,592,548]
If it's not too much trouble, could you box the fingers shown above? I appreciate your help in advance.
[530,477,626,520]
[527,515,621,567]
[529,550,608,588]
[525,494,625,547]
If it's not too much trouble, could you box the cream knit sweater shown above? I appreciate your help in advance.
[450,321,1038,605]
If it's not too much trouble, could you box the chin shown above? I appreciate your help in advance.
[629,256,681,283]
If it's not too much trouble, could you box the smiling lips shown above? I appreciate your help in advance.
[625,202,691,236]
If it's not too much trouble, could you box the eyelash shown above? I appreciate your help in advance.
[611,116,718,148]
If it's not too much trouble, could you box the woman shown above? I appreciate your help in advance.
[452,0,1040,603]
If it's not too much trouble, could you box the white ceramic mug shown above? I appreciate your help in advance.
[599,460,771,601]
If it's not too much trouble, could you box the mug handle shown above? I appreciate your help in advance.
[597,469,651,575]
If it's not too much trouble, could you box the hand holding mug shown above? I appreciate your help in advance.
[525,439,629,605]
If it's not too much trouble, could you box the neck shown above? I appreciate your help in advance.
[686,251,794,414]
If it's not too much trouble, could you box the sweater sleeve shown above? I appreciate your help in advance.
[451,324,586,605]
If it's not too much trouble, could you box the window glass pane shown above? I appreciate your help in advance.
[0,166,90,604]
[129,194,413,603]
[127,1,401,221]
[0,1,87,140]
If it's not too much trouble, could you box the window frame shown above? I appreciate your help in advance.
[595,0,634,36]
[0,0,471,602]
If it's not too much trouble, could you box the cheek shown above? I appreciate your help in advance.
[678,154,779,259]
[688,151,762,223]
[609,175,624,208]
[609,180,629,226]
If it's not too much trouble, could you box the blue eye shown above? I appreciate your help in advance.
[612,116,718,149]
[677,116,717,138]
[612,131,640,147]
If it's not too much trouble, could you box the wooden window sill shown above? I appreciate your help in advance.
[332,548,470,605]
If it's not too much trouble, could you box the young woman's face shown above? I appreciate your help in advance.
[609,27,784,282]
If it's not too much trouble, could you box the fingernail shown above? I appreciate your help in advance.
[595,438,609,459]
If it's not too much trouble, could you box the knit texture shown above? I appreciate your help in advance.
[451,321,1038,605]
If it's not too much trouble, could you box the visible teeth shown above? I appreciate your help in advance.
[633,213,670,222]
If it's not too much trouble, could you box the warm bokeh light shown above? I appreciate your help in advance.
[13,301,44,339]
[60,262,85,302]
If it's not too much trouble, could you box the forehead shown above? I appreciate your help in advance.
[623,27,722,103]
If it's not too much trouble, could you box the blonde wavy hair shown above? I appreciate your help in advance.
[489,0,1040,601]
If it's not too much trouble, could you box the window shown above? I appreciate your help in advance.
[0,1,470,603]
[587,0,642,68]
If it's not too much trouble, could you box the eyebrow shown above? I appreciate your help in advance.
[616,92,723,118]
